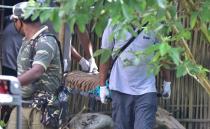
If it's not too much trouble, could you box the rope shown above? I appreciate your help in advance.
[0,5,12,9]
[0,5,58,10]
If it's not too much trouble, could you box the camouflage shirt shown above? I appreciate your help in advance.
[17,26,62,99]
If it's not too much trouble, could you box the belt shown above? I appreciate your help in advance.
[23,97,32,101]
[22,100,32,108]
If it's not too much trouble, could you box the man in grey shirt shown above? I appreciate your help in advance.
[1,20,23,123]
[99,20,171,129]
[2,21,22,76]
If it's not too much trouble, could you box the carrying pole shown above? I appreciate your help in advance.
[58,21,66,55]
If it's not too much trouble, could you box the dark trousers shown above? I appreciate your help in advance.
[111,91,157,129]
[1,66,17,123]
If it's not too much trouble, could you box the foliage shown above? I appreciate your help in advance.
[0,120,6,128]
[26,0,210,94]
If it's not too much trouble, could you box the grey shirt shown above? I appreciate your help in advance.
[2,22,22,70]
[101,21,157,95]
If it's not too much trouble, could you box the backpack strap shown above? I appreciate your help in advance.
[41,33,64,74]
[29,39,37,67]
[111,22,149,69]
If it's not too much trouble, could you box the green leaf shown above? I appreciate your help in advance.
[190,66,200,75]
[31,10,40,21]
[176,64,187,77]
[68,0,78,10]
[95,21,105,37]
[153,64,161,75]
[156,9,166,20]
[68,18,76,33]
[77,24,85,33]
[0,120,6,127]
[51,10,62,32]
[147,63,161,76]
[144,44,159,55]
[24,7,34,19]
[190,12,198,29]
[151,52,161,63]
[174,21,184,32]
[121,4,132,20]
[146,0,156,7]
[94,49,112,64]
[199,5,210,23]
[168,48,181,65]
[183,31,191,40]
[76,13,90,32]
[109,2,122,19]
[95,49,112,63]
[159,43,170,56]
[200,67,210,74]
[168,5,177,18]
[40,10,52,23]
[94,49,108,57]
[139,0,147,12]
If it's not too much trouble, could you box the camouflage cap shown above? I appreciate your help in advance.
[10,2,28,20]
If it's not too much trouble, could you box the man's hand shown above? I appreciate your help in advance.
[162,81,171,99]
[89,57,98,74]
[79,57,90,72]
[100,86,109,104]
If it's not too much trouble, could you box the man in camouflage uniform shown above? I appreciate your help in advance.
[7,2,61,129]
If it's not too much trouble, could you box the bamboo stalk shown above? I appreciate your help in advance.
[176,74,181,119]
[188,76,193,129]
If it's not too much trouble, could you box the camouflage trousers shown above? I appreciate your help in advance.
[6,107,54,129]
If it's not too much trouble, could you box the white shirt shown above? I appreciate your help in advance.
[101,23,157,95]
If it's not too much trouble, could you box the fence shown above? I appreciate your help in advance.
[0,0,209,128]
